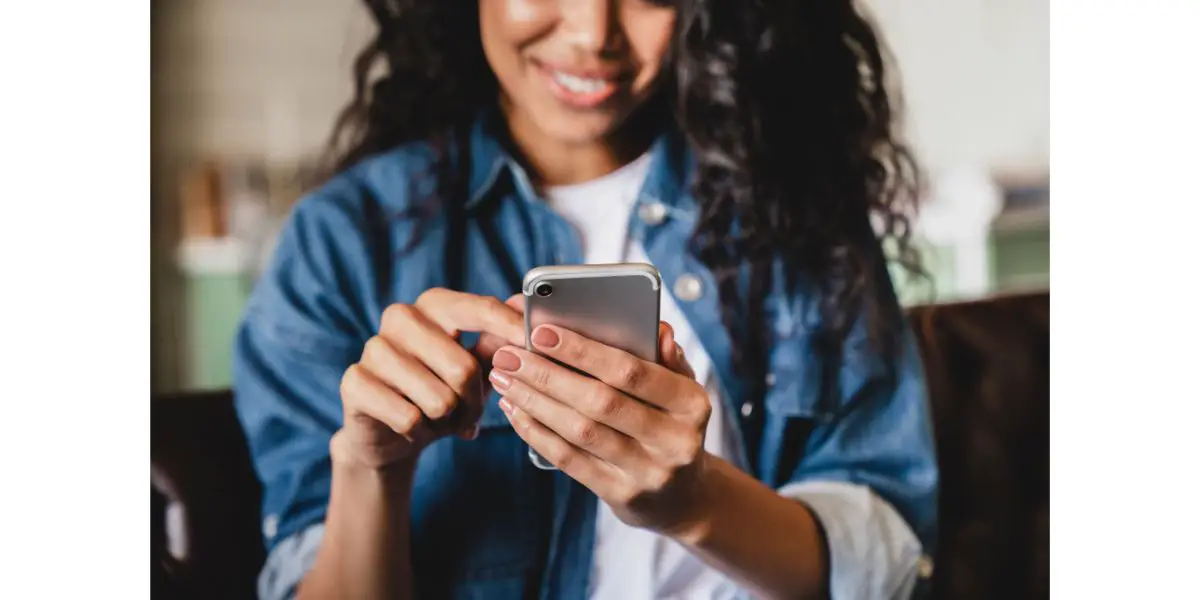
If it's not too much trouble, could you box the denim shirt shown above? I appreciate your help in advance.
[232,114,939,599]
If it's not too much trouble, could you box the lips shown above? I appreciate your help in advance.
[534,60,624,109]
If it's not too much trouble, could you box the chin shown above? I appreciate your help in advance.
[537,111,623,145]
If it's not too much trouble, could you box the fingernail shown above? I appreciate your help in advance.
[493,349,521,372]
[498,398,514,416]
[532,326,560,349]
[489,369,512,391]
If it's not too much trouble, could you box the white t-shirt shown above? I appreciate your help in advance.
[543,153,747,600]
[257,152,930,600]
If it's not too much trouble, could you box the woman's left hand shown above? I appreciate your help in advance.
[488,321,714,537]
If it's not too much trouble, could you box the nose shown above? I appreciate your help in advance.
[560,0,619,53]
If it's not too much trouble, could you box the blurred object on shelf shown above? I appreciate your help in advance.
[992,171,1050,234]
[180,161,227,240]
[916,164,1004,299]
[175,156,319,278]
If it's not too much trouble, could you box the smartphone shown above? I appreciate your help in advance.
[522,263,663,470]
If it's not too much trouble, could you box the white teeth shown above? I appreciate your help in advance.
[551,71,607,94]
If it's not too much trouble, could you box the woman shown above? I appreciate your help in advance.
[233,0,938,598]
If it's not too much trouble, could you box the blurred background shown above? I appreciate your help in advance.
[151,2,1048,597]
[150,0,1048,395]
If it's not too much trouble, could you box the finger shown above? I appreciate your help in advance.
[414,289,525,346]
[341,364,431,444]
[504,293,524,312]
[489,369,649,470]
[527,324,693,413]
[472,294,527,361]
[475,332,513,363]
[361,336,472,433]
[658,322,695,380]
[492,347,680,440]
[380,305,484,430]
[498,399,621,493]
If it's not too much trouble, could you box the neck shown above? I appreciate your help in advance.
[500,98,664,188]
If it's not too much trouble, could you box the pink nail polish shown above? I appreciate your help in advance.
[498,398,514,415]
[490,370,513,391]
[532,326,560,348]
[493,349,521,372]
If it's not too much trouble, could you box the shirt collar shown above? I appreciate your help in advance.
[463,108,697,219]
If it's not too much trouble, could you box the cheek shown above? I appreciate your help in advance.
[479,0,554,85]
[625,12,676,93]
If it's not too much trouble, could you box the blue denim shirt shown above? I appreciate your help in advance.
[233,114,938,599]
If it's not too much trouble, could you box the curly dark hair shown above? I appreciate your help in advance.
[324,0,923,392]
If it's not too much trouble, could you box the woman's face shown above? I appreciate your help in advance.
[480,0,676,146]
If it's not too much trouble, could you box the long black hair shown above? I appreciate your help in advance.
[324,0,923,389]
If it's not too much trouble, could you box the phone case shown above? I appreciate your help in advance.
[521,263,662,470]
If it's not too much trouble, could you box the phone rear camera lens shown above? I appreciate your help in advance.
[535,283,553,297]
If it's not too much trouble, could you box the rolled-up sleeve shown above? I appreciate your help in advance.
[780,324,939,600]
[232,177,380,595]
[779,481,929,599]
[257,524,327,600]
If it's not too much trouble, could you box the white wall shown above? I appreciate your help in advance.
[151,0,371,391]
[864,0,1049,174]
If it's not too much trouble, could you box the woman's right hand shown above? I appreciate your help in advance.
[334,289,525,471]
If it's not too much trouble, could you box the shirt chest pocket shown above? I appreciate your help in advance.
[763,332,889,422]
[763,335,836,421]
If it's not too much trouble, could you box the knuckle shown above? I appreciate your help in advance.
[589,386,623,420]
[614,359,645,388]
[382,303,416,329]
[483,296,507,318]
[415,287,446,306]
[566,340,588,364]
[692,397,712,427]
[531,366,552,389]
[360,336,386,364]
[571,419,600,448]
[396,407,423,433]
[548,444,573,470]
[515,386,537,409]
[446,360,478,391]
[340,364,364,399]
[424,393,457,420]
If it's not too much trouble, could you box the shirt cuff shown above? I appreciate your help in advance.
[258,523,326,600]
[777,481,932,600]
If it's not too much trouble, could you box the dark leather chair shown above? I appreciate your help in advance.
[910,292,1049,599]
[152,390,265,599]
[151,291,1049,599]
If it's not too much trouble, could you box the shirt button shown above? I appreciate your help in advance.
[674,274,704,302]
[638,201,667,225]
[263,514,279,539]
[917,555,934,579]
[740,401,755,417]
[765,372,776,387]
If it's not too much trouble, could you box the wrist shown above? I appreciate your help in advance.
[330,429,418,489]
[662,453,722,546]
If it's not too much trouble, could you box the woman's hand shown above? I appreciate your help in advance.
[335,289,525,472]
[488,322,714,537]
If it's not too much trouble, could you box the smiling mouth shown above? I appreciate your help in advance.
[550,70,610,94]
[535,61,624,108]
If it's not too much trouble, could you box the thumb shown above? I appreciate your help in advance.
[658,321,695,380]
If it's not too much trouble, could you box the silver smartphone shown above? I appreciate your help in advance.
[522,263,663,470]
